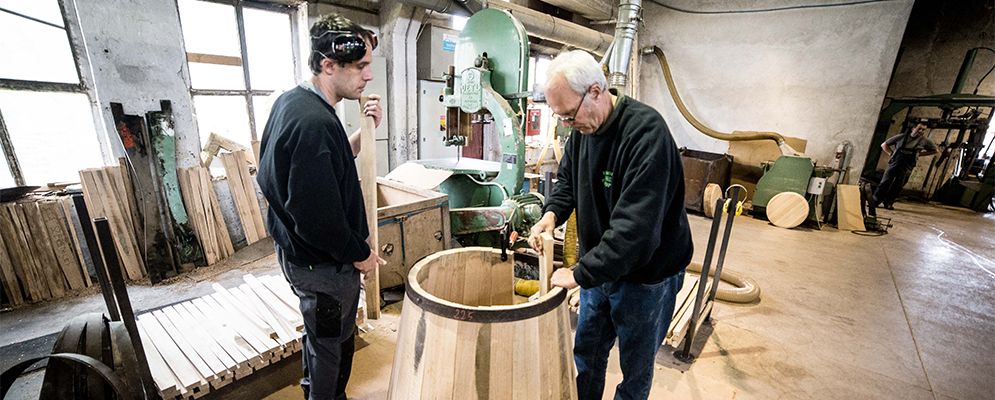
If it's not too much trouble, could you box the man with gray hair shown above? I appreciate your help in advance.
[529,50,693,399]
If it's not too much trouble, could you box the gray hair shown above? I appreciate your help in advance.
[545,50,607,95]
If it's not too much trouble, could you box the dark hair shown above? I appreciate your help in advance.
[309,13,375,73]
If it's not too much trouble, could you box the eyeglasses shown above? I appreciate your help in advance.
[554,87,591,123]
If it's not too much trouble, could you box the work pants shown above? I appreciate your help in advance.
[277,246,361,400]
[874,151,917,207]
[574,272,685,400]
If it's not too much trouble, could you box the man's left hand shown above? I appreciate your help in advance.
[551,268,578,289]
[363,94,382,128]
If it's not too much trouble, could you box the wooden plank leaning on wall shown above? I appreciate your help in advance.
[219,150,267,246]
[177,167,234,265]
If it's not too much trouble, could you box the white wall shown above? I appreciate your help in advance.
[638,0,914,178]
[71,0,200,168]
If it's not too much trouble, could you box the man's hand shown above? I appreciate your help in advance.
[551,268,578,289]
[528,212,557,253]
[363,94,382,128]
[354,249,386,273]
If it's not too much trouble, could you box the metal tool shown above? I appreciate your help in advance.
[675,186,743,362]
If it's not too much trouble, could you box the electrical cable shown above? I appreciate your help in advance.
[646,0,896,15]
[969,47,995,94]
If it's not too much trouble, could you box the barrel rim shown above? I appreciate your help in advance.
[405,247,567,323]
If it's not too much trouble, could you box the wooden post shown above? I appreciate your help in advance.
[358,97,380,319]
[539,232,554,295]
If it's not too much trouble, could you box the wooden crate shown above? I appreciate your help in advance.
[375,178,449,290]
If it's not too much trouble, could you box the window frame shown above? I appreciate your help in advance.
[181,0,302,143]
[0,0,89,186]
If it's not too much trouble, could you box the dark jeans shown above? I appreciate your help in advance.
[874,153,917,207]
[277,246,361,400]
[574,272,685,400]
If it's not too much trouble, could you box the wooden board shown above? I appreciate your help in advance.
[358,97,380,319]
[766,191,809,229]
[136,320,182,398]
[178,167,233,265]
[0,204,41,301]
[80,167,146,280]
[4,203,52,301]
[220,151,266,245]
[38,201,87,290]
[21,202,67,298]
[539,232,554,295]
[137,313,210,395]
[0,221,24,305]
[59,196,93,287]
[836,184,866,231]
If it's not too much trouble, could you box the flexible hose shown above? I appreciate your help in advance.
[686,261,762,303]
[646,46,801,156]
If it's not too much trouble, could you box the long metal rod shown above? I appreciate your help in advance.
[234,1,258,141]
[0,110,25,186]
[93,218,158,400]
[0,5,64,29]
[676,198,724,361]
[708,189,741,303]
[0,78,83,93]
[71,195,120,321]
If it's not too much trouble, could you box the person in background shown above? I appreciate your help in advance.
[874,121,938,210]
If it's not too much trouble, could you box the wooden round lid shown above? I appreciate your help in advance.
[766,191,809,228]
[702,183,723,218]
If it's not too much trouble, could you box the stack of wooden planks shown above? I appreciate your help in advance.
[80,165,146,280]
[0,197,93,306]
[177,167,234,265]
[136,274,303,399]
[665,274,712,347]
[219,150,267,245]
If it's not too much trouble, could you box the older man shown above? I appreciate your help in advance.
[528,50,693,399]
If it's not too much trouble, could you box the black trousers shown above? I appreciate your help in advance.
[277,246,360,400]
[874,152,917,206]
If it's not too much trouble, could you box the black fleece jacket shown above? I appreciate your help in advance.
[257,86,370,267]
[543,96,693,288]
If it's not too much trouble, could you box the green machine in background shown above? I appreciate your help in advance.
[412,8,543,248]
[752,156,815,210]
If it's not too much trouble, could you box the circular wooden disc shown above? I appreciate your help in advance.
[766,192,809,228]
[702,183,723,218]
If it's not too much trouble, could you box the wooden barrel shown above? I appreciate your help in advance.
[388,247,578,400]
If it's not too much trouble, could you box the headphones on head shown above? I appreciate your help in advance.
[311,30,378,65]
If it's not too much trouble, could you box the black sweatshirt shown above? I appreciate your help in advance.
[257,86,370,267]
[543,96,693,288]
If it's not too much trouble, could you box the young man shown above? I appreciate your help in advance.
[256,13,385,400]
[528,50,693,399]
[873,121,939,209]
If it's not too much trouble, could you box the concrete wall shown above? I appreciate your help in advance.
[638,0,914,178]
[886,0,995,98]
[71,0,200,168]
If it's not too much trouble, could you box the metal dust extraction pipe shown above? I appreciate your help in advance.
[607,0,641,89]
[644,46,803,156]
[397,0,613,54]
[483,1,614,55]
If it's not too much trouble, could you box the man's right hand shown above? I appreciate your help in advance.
[354,249,386,273]
[528,212,557,253]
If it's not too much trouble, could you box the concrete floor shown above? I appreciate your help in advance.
[2,201,993,399]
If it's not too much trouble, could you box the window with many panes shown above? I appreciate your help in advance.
[177,0,298,152]
[0,0,103,187]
